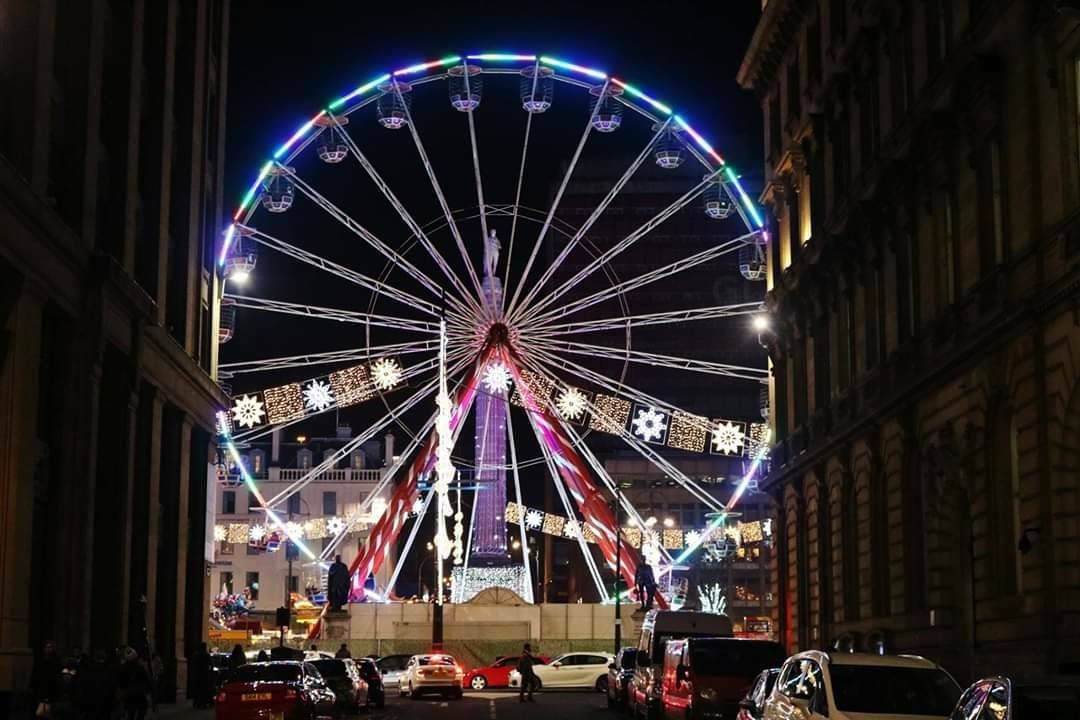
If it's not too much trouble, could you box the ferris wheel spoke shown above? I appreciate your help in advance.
[219,339,443,375]
[275,163,476,320]
[522,302,762,338]
[501,60,541,315]
[525,229,760,327]
[392,81,488,313]
[462,61,491,274]
[510,118,672,324]
[504,79,610,319]
[224,294,442,333]
[241,225,449,317]
[516,169,722,328]
[327,117,485,319]
[528,338,768,381]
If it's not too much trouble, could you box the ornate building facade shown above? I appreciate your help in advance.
[739,0,1080,679]
[0,0,229,706]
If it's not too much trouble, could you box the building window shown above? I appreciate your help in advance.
[864,270,880,369]
[246,571,260,601]
[786,51,800,124]
[836,295,851,391]
[323,491,337,516]
[246,543,260,556]
[222,490,236,514]
[287,493,301,516]
[938,190,957,309]
[990,141,1006,266]
[220,571,234,595]
[218,540,233,556]
[287,575,299,594]
[247,491,258,513]
[298,448,312,469]
[251,450,264,476]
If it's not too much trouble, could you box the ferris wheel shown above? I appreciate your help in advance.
[215,52,771,616]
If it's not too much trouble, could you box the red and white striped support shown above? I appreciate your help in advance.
[498,346,668,609]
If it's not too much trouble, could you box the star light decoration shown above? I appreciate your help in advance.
[326,516,347,536]
[213,525,227,542]
[562,518,582,539]
[231,394,266,429]
[482,362,513,395]
[283,521,305,540]
[631,406,669,443]
[555,387,589,422]
[248,525,267,542]
[303,379,335,412]
[524,508,545,530]
[711,420,747,456]
[370,357,403,391]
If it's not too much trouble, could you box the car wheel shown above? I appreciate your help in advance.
[597,676,609,693]
[470,675,488,690]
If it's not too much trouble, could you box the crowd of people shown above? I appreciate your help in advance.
[30,642,164,720]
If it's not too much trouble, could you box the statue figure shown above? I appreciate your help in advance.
[326,554,350,612]
[483,228,500,278]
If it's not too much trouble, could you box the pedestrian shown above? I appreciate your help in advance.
[229,644,246,670]
[189,643,212,709]
[516,643,537,703]
[30,640,62,718]
[119,648,151,720]
[72,653,98,720]
[640,563,657,611]
[148,653,163,714]
[634,563,648,611]
[334,644,351,659]
[256,650,269,662]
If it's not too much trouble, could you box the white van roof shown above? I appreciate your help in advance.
[641,610,734,636]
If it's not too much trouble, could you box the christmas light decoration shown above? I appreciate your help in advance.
[450,565,530,603]
[452,484,464,566]
[542,513,565,536]
[631,405,669,443]
[432,319,455,600]
[563,518,582,539]
[510,368,554,410]
[231,394,266,429]
[263,383,305,424]
[304,517,328,539]
[226,523,250,544]
[555,387,589,422]
[740,520,763,544]
[524,508,545,529]
[329,364,376,407]
[249,525,267,542]
[642,530,662,569]
[505,502,523,525]
[327,516,346,536]
[482,362,513,395]
[589,394,631,434]
[666,410,708,452]
[284,521,305,540]
[711,419,747,456]
[745,422,770,458]
[370,357,404,391]
[698,583,727,615]
[623,527,642,548]
[213,525,227,542]
[303,379,335,412]
[662,528,684,549]
[684,529,702,548]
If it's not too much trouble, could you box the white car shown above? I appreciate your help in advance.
[762,651,961,720]
[509,652,615,692]
[400,653,464,700]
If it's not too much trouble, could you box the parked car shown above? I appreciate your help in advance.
[400,653,464,699]
[509,652,615,691]
[630,610,734,720]
[737,669,781,720]
[951,676,1080,720]
[354,657,385,708]
[607,647,638,709]
[310,658,369,713]
[375,654,412,691]
[660,637,786,720]
[464,655,550,690]
[214,661,337,720]
[762,651,961,720]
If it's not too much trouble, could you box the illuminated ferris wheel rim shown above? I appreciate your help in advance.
[218,51,764,266]
[213,50,773,607]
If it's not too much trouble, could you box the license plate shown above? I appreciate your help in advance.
[241,693,271,702]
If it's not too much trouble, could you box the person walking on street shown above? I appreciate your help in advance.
[334,644,351,659]
[516,643,537,703]
[229,645,246,670]
[256,650,269,662]
[639,562,657,611]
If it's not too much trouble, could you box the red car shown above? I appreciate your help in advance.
[216,661,337,720]
[464,655,549,690]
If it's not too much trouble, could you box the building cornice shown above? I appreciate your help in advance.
[737,0,804,94]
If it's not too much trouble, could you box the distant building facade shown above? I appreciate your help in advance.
[0,0,229,705]
[740,0,1080,678]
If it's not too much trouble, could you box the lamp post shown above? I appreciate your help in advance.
[614,482,622,656]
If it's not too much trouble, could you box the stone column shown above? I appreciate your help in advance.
[142,390,164,650]
[173,414,193,700]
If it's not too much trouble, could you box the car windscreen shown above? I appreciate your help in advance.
[829,666,959,716]
[310,660,347,678]
[1014,685,1080,720]
[690,641,784,677]
[417,656,455,666]
[226,665,301,684]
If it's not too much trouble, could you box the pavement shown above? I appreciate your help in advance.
[158,688,611,720]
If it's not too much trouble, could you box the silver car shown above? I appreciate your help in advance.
[400,653,464,700]
[375,654,412,691]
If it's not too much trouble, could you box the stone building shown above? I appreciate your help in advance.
[0,0,229,706]
[739,0,1080,679]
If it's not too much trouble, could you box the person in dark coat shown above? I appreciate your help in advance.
[516,643,537,703]
[334,644,351,659]
[229,644,246,669]
[119,648,151,720]
[640,563,657,611]
[30,641,63,717]
[327,555,350,611]
[72,653,98,720]
[189,643,213,709]
[256,650,269,662]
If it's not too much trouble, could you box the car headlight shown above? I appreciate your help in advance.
[699,688,717,702]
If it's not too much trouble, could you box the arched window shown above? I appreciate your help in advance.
[297,448,312,470]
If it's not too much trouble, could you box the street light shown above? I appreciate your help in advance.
[752,315,769,332]
[512,539,521,550]
[663,517,675,528]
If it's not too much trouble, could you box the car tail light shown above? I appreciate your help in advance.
[284,688,298,700]
[215,691,226,703]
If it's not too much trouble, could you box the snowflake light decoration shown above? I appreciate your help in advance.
[327,516,346,536]
[555,387,588,421]
[483,363,512,395]
[370,357,403,391]
[213,525,226,542]
[411,498,424,515]
[684,529,702,549]
[303,379,335,412]
[248,525,267,542]
[711,420,746,455]
[524,508,545,529]
[231,394,265,429]
[283,521,305,540]
[631,406,668,443]
[563,519,582,539]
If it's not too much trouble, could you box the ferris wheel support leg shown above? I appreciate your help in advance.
[503,397,535,604]
[504,79,609,319]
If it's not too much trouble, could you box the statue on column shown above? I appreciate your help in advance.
[327,554,350,612]
[483,228,500,279]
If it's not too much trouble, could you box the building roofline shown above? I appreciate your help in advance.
[737,0,799,92]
